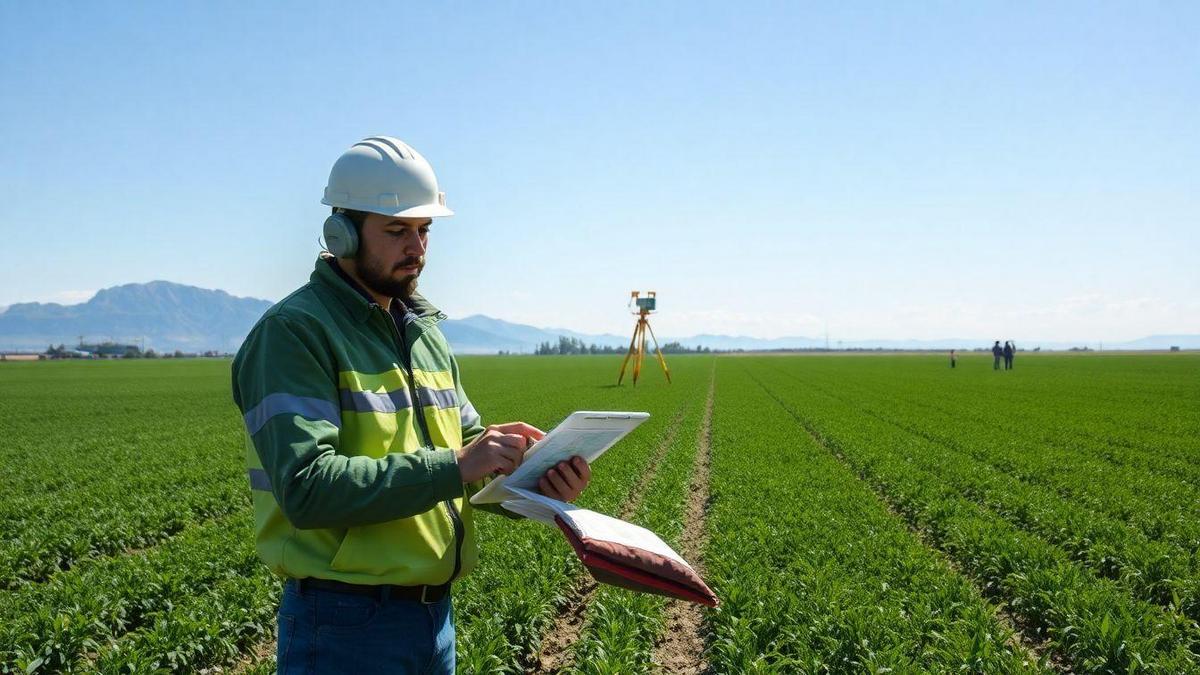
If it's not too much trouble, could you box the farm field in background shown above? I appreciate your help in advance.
[1,352,1197,673]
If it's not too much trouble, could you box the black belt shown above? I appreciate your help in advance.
[291,577,451,604]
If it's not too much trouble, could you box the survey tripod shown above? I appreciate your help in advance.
[617,291,671,386]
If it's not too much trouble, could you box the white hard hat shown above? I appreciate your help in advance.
[321,136,453,218]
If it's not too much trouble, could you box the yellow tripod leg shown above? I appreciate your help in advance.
[617,320,640,385]
[633,319,646,385]
[644,319,672,384]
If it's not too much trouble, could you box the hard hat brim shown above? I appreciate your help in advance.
[321,198,454,219]
[387,202,454,218]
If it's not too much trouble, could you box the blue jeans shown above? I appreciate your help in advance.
[276,579,455,674]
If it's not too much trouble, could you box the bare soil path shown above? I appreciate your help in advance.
[532,406,689,674]
[652,368,716,674]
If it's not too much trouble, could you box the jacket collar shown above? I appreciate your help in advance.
[311,254,447,324]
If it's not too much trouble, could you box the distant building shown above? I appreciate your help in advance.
[1170,345,1181,352]
[0,353,45,361]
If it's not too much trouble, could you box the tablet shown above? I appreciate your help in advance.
[469,411,650,505]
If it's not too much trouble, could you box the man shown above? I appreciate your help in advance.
[992,340,1003,370]
[1003,341,1014,370]
[231,136,591,674]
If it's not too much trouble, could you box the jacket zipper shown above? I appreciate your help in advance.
[380,305,465,585]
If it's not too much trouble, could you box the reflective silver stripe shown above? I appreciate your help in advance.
[248,468,272,491]
[460,400,481,428]
[243,393,340,435]
[416,387,458,410]
[339,388,414,413]
[336,387,457,413]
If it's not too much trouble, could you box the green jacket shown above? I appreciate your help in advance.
[231,254,509,586]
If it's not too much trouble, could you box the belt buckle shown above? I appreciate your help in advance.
[419,585,433,604]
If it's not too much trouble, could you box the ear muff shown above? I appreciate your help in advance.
[323,211,359,258]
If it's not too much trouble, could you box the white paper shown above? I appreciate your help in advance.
[503,487,690,568]
[471,411,649,505]
[497,494,561,527]
[504,429,623,492]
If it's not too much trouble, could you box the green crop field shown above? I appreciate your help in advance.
[1,353,1198,673]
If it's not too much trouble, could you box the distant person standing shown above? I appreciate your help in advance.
[1006,340,1016,370]
[1003,341,1014,370]
[950,349,957,368]
[992,340,1003,370]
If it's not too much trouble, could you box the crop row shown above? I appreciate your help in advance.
[796,355,1199,480]
[0,511,270,673]
[740,360,1200,672]
[0,477,248,589]
[844,358,1200,492]
[0,360,248,588]
[932,356,1198,460]
[701,361,1043,672]
[778,369,1200,619]
[860,383,1200,538]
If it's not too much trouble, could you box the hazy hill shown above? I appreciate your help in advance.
[443,315,631,353]
[0,282,273,352]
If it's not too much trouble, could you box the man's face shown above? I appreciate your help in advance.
[355,213,431,300]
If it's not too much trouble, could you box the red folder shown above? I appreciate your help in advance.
[554,515,718,607]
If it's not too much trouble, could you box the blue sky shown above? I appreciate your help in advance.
[1,2,1197,342]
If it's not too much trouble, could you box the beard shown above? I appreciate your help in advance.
[358,247,424,301]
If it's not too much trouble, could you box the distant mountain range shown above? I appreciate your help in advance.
[0,282,273,352]
[1,282,1196,353]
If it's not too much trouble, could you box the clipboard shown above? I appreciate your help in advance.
[469,411,650,505]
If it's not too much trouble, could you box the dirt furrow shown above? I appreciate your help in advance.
[208,636,275,674]
[652,368,716,674]
[532,406,689,674]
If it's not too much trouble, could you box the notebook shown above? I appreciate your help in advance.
[502,487,718,607]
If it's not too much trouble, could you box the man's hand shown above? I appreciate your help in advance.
[456,422,545,484]
[539,456,591,502]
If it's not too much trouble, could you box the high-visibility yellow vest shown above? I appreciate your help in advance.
[231,255,508,586]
